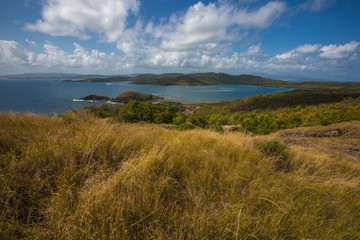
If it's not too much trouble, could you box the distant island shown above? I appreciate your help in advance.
[63,72,360,91]
[1,73,107,79]
[76,91,163,103]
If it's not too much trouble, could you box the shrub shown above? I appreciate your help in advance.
[254,140,291,172]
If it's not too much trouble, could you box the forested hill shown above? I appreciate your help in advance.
[66,72,360,90]
[72,73,284,86]
[128,73,285,86]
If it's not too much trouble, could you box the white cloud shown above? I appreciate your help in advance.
[233,1,286,28]
[295,44,321,54]
[302,0,336,12]
[0,40,124,73]
[269,41,360,79]
[35,41,125,70]
[25,0,139,42]
[0,40,31,66]
[25,39,37,46]
[275,51,296,60]
[275,43,322,60]
[319,41,360,59]
[24,0,287,67]
[240,44,263,57]
[152,1,286,51]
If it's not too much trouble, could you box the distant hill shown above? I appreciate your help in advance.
[63,72,286,85]
[1,73,107,79]
[129,73,286,86]
[66,72,360,90]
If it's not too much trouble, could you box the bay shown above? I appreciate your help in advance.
[0,78,293,115]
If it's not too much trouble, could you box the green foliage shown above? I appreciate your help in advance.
[84,96,360,135]
[201,89,360,112]
[254,140,291,172]
[114,91,163,103]
[83,89,360,135]
[234,97,360,134]
[84,100,176,124]
[254,140,287,156]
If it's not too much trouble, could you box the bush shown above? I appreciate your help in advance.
[254,140,287,156]
[254,140,291,172]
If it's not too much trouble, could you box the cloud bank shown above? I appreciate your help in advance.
[1,39,359,80]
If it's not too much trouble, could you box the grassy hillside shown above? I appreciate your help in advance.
[1,111,360,239]
[194,89,360,113]
[68,72,360,90]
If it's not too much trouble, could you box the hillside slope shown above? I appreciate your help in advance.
[68,72,360,90]
[1,112,360,239]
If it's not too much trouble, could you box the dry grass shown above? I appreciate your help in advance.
[275,121,360,161]
[1,111,360,239]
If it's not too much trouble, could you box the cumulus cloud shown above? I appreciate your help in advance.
[25,0,139,42]
[275,43,322,59]
[0,40,124,73]
[25,39,37,46]
[240,44,264,57]
[270,41,360,78]
[319,41,360,59]
[153,1,286,51]
[24,0,287,65]
[0,40,31,66]
[295,44,321,54]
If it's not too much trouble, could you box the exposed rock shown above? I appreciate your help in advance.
[319,129,344,137]
[283,128,349,138]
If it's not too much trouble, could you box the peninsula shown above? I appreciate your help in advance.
[77,91,163,103]
[63,72,360,91]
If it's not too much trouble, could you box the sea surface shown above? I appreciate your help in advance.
[0,78,293,115]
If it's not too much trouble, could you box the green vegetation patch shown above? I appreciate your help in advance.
[229,89,360,112]
[114,91,164,103]
[83,89,360,134]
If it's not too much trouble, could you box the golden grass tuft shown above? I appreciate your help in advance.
[1,111,360,239]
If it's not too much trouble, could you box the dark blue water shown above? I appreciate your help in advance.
[0,79,293,114]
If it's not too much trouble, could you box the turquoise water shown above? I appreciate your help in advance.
[0,79,293,114]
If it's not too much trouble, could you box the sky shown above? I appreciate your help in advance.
[0,0,359,81]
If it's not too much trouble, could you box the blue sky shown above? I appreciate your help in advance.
[0,0,359,81]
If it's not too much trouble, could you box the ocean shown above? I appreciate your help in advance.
[0,78,293,115]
